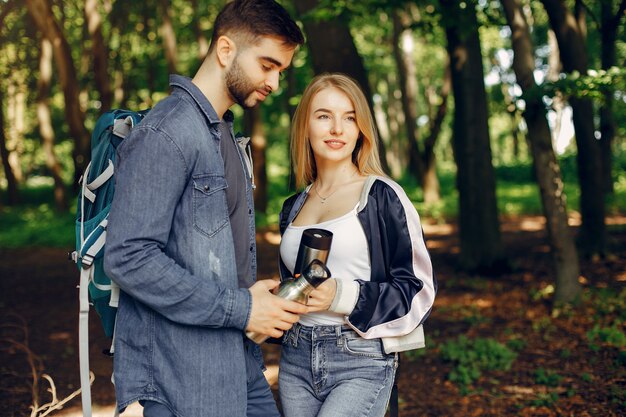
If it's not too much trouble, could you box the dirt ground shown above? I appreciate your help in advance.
[1,216,625,417]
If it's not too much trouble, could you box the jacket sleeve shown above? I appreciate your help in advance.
[103,126,251,331]
[333,179,436,339]
[277,194,299,281]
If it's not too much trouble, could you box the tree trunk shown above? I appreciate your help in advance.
[541,0,607,256]
[190,0,209,61]
[6,77,24,183]
[243,107,268,214]
[421,62,450,204]
[85,0,113,112]
[293,0,389,175]
[441,0,503,272]
[387,76,406,174]
[38,37,68,211]
[599,0,626,193]
[391,5,443,202]
[392,10,423,181]
[158,0,178,75]
[25,0,91,187]
[501,0,580,303]
[546,30,566,150]
[0,88,19,205]
[372,78,402,178]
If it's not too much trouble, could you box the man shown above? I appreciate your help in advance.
[103,1,306,416]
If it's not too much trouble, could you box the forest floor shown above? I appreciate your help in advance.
[1,215,625,417]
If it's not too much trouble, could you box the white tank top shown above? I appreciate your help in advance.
[280,204,371,326]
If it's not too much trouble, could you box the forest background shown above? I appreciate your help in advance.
[0,0,625,416]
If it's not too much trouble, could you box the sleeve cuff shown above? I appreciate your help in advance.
[224,288,252,330]
[328,279,359,316]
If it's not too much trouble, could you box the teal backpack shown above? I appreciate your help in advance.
[71,109,148,417]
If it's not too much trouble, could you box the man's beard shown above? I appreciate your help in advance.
[225,58,261,108]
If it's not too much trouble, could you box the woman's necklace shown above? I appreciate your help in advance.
[313,170,358,204]
[313,185,339,204]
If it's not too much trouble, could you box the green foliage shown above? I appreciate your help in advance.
[530,284,556,302]
[2,0,626,249]
[530,391,559,408]
[586,325,626,351]
[531,316,557,341]
[0,187,75,248]
[524,67,626,104]
[506,337,527,352]
[440,335,517,391]
[587,287,626,323]
[534,368,563,387]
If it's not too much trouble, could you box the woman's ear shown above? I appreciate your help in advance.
[215,35,236,68]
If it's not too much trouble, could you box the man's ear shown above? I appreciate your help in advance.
[215,35,236,67]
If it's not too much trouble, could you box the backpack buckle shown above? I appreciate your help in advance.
[81,254,95,269]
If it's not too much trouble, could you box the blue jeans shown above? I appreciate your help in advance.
[244,338,281,417]
[142,338,279,417]
[279,323,397,417]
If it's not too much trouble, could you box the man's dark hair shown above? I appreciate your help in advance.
[209,0,304,52]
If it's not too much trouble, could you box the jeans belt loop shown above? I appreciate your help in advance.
[336,325,343,347]
[292,322,300,348]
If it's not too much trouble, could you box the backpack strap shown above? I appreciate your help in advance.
[79,264,94,417]
[112,115,135,138]
[83,160,114,203]
[79,219,109,276]
[78,217,109,417]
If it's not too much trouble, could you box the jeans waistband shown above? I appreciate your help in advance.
[288,322,361,341]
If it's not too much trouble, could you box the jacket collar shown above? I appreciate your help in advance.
[169,74,234,126]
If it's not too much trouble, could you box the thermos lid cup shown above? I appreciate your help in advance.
[302,259,331,287]
[301,228,333,250]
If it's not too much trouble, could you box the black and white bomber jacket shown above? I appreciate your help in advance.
[278,176,437,353]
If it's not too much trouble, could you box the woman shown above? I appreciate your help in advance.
[277,73,437,417]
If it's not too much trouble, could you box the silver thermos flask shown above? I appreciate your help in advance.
[246,228,333,344]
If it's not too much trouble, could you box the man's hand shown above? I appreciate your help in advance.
[246,279,307,339]
[305,278,337,313]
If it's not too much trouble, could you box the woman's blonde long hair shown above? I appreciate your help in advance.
[290,73,386,189]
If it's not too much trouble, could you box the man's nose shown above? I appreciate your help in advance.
[266,71,280,93]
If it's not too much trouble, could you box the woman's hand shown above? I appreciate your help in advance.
[305,278,337,313]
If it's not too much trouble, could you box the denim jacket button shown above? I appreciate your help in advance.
[204,185,210,191]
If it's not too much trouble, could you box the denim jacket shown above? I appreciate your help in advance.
[104,75,255,416]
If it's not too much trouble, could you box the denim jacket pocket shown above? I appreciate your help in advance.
[192,174,229,237]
